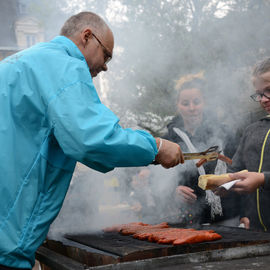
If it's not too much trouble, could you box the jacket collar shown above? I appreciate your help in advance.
[51,36,86,62]
[260,114,270,121]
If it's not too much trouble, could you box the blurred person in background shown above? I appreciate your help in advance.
[226,57,270,232]
[128,168,156,219]
[0,11,184,270]
[163,77,239,226]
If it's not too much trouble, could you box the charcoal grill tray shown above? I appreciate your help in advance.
[65,224,270,262]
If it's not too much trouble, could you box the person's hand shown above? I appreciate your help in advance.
[154,138,184,168]
[230,171,265,194]
[175,185,197,204]
[240,217,250,229]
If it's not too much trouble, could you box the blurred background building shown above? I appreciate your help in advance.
[0,0,44,60]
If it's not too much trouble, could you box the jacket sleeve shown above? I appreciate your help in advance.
[46,80,158,173]
[263,172,270,190]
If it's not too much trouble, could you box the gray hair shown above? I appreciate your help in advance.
[60,11,108,37]
[253,57,270,77]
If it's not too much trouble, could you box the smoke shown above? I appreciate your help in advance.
[16,0,270,238]
[49,163,182,239]
[49,164,137,236]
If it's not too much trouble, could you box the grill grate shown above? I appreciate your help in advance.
[64,224,270,260]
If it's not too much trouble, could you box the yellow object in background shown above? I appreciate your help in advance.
[104,177,119,187]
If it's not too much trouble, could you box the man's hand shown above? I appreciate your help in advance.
[230,171,265,193]
[154,138,184,168]
[175,185,197,204]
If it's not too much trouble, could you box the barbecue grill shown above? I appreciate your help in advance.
[36,224,270,270]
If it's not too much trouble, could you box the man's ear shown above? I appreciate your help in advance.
[81,28,92,47]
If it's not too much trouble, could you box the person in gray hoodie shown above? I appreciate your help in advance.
[229,57,270,231]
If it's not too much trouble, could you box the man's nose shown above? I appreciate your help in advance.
[102,63,108,71]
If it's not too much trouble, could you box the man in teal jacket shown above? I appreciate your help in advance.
[0,11,183,269]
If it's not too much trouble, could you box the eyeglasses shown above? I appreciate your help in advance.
[250,89,270,102]
[92,32,112,64]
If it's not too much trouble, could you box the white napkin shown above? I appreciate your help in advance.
[220,179,241,190]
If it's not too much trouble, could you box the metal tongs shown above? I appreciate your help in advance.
[184,145,220,162]
[152,145,232,167]
[184,145,232,167]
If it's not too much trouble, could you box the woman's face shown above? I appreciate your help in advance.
[177,88,204,127]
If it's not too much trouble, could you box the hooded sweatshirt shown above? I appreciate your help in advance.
[229,115,270,231]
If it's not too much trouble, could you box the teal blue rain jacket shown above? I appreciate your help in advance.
[0,36,158,269]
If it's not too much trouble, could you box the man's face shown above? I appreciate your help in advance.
[253,71,270,113]
[83,28,114,78]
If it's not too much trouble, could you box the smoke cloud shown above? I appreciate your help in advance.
[12,0,270,238]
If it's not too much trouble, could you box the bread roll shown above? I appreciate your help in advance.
[198,170,248,190]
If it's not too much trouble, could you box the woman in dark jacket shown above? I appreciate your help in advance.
[163,78,238,225]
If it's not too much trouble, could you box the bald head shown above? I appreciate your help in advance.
[60,11,114,77]
[60,11,109,39]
